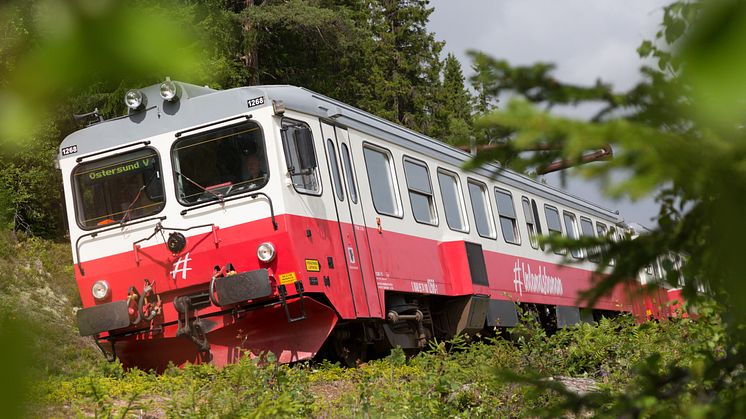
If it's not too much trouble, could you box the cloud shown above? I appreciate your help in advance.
[430,0,668,89]
[427,0,670,226]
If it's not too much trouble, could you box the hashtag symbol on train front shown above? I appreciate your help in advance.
[171,252,192,280]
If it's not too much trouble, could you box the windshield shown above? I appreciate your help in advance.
[172,121,268,205]
[73,148,165,229]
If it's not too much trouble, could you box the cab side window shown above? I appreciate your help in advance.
[281,119,321,195]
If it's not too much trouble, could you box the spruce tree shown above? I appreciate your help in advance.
[434,53,474,146]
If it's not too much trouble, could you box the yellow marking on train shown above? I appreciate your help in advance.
[279,272,297,285]
[305,259,320,272]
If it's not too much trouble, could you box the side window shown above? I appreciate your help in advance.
[609,226,622,266]
[544,205,564,255]
[580,217,598,262]
[437,169,468,232]
[522,197,538,249]
[495,188,520,245]
[281,119,320,195]
[326,139,344,202]
[363,145,401,217]
[596,222,607,237]
[562,211,582,259]
[468,180,496,239]
[403,158,437,225]
[340,143,358,204]
[596,222,613,265]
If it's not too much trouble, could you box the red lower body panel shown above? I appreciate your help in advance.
[115,297,337,371]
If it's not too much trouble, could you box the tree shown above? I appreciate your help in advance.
[432,53,474,146]
[238,0,371,104]
[0,1,220,238]
[353,0,445,137]
[468,0,746,415]
[0,0,477,237]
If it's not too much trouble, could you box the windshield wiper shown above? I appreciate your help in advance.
[119,185,146,225]
[119,172,158,225]
[175,171,225,203]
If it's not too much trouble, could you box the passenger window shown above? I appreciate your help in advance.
[596,222,607,237]
[563,211,582,259]
[609,226,620,266]
[403,158,437,225]
[544,205,564,255]
[596,222,613,265]
[495,188,520,245]
[580,217,598,262]
[340,143,358,204]
[468,180,495,238]
[437,169,468,232]
[281,119,320,194]
[363,145,401,217]
[522,197,538,249]
[326,139,344,202]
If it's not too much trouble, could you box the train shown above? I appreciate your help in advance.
[58,80,681,370]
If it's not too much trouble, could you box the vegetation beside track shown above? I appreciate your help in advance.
[36,310,724,418]
[0,232,727,418]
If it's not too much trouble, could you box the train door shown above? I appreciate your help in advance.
[335,127,383,318]
[320,122,382,318]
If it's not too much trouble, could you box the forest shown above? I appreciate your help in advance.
[1,0,745,417]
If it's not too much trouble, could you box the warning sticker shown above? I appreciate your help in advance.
[278,272,297,285]
[305,259,321,272]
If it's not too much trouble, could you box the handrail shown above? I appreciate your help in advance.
[75,216,166,276]
[76,140,151,163]
[180,191,278,230]
[175,114,252,138]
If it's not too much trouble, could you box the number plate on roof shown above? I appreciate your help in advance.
[247,97,265,108]
[61,145,78,156]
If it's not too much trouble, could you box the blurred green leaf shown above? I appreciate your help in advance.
[0,0,208,144]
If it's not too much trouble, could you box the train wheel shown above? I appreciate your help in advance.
[332,327,367,367]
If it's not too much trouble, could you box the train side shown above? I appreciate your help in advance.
[58,81,666,370]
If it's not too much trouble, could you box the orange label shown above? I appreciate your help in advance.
[279,272,297,285]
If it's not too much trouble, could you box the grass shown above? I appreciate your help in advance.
[0,231,727,417]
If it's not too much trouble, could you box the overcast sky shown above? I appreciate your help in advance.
[428,0,671,228]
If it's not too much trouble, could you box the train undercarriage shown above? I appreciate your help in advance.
[87,283,630,371]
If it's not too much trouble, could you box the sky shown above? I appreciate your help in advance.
[428,0,671,228]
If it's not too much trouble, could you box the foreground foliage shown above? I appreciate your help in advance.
[29,310,724,418]
[0,210,733,418]
[465,1,746,416]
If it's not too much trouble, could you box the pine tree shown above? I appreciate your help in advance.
[354,0,445,137]
[433,53,474,146]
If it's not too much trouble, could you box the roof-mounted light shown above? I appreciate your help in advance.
[124,89,146,111]
[159,78,180,102]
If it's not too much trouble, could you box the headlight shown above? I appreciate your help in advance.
[91,280,110,301]
[159,79,179,102]
[257,242,276,263]
[124,89,146,110]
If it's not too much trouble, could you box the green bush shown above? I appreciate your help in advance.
[31,310,725,417]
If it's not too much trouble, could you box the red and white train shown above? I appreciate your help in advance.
[58,80,679,370]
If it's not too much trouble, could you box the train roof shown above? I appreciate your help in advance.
[59,81,622,222]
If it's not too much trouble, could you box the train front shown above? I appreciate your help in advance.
[58,81,337,371]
